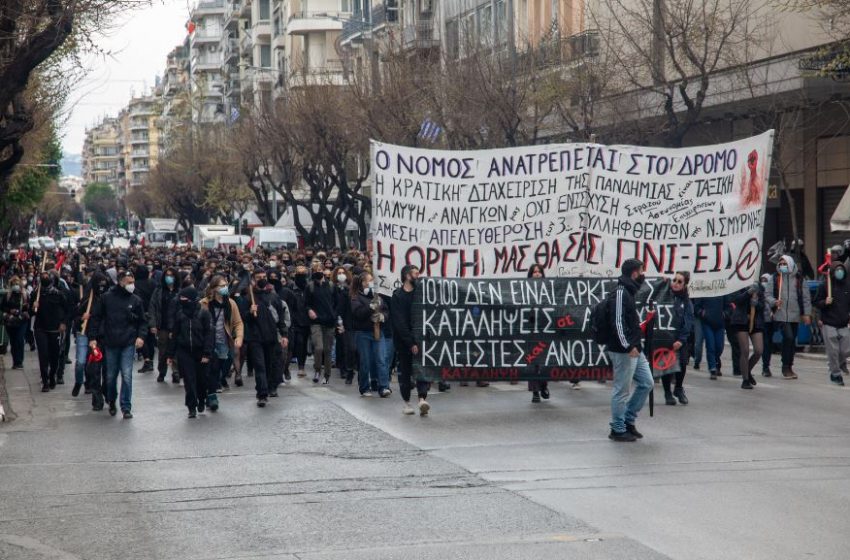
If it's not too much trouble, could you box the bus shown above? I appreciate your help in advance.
[58,221,81,237]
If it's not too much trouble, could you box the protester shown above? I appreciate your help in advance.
[306,268,337,384]
[200,275,244,404]
[605,259,653,442]
[134,264,156,374]
[728,283,766,390]
[527,264,551,403]
[663,272,693,405]
[765,255,813,379]
[72,271,110,397]
[332,266,355,384]
[813,262,850,386]
[88,271,147,418]
[149,266,180,383]
[693,296,728,381]
[240,268,290,408]
[350,271,391,398]
[168,287,214,418]
[391,265,431,416]
[759,273,776,377]
[32,271,70,392]
[288,266,311,378]
[1,276,30,370]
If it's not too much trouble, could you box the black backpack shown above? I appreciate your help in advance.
[590,292,614,345]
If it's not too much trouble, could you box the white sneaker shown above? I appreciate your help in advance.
[361,391,373,397]
[402,403,415,415]
[572,382,581,390]
[418,399,430,416]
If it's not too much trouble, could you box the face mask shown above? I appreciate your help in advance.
[294,275,307,289]
[165,276,175,286]
[41,277,51,287]
[98,283,109,294]
[269,261,277,268]
[636,274,646,286]
[337,274,347,283]
[217,286,229,297]
[363,286,372,295]
[778,265,789,274]
[124,284,135,294]
[256,279,268,289]
[11,285,21,293]
[836,270,846,281]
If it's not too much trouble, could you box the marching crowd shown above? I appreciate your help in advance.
[0,241,846,442]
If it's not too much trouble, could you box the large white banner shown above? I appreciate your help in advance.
[370,131,773,296]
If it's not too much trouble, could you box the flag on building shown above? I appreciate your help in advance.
[418,118,443,143]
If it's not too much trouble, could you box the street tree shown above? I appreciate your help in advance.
[82,182,118,226]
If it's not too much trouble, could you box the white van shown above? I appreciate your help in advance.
[251,227,298,251]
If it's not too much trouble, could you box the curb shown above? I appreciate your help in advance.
[0,357,11,422]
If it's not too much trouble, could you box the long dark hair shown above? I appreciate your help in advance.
[527,264,545,278]
[673,271,690,297]
[350,271,371,299]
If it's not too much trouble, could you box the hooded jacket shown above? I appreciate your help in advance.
[75,271,111,336]
[149,267,180,330]
[167,288,214,358]
[813,263,850,328]
[729,285,767,332]
[134,265,155,312]
[764,255,812,323]
[605,275,643,353]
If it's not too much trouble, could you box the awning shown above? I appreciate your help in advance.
[830,185,850,232]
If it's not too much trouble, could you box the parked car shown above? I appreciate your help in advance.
[27,237,41,250]
[39,237,56,250]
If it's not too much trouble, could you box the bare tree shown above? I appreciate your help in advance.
[590,0,760,147]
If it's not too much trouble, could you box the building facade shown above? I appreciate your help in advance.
[81,118,123,190]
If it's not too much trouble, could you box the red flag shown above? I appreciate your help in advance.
[818,251,832,275]
[245,237,255,251]
[55,251,66,271]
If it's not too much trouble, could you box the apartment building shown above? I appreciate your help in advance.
[159,41,191,154]
[118,95,160,193]
[190,0,228,122]
[81,118,123,190]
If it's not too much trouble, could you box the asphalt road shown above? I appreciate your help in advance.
[0,349,848,559]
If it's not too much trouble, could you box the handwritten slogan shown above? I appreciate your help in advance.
[411,277,676,382]
[370,132,773,296]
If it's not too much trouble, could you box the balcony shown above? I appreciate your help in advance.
[240,0,252,17]
[129,121,148,131]
[193,29,222,44]
[253,19,271,39]
[287,11,346,35]
[402,20,439,50]
[289,60,346,87]
[225,2,242,28]
[192,58,221,72]
[273,33,287,49]
[130,137,150,145]
[194,0,225,15]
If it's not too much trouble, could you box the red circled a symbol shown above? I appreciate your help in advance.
[652,348,677,371]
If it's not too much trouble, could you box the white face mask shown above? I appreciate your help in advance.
[337,274,347,283]
[269,261,278,268]
[124,283,135,294]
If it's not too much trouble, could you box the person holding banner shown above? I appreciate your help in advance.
[764,255,812,380]
[606,259,654,443]
[350,271,391,398]
[391,265,431,416]
[728,283,766,390]
[662,272,694,405]
[813,262,850,386]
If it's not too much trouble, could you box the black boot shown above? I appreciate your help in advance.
[664,390,677,405]
[72,383,82,397]
[673,387,688,405]
[531,391,541,403]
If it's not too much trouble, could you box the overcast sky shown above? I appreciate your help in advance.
[61,0,191,158]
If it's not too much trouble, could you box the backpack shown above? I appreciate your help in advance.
[590,292,614,345]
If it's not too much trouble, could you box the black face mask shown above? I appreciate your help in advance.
[294,274,307,289]
[41,277,51,287]
[97,283,109,294]
[180,299,197,314]
[636,274,646,286]
[256,279,269,289]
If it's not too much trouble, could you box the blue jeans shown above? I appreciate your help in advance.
[105,345,134,412]
[355,331,389,394]
[702,324,725,372]
[74,334,90,385]
[693,318,704,366]
[607,351,654,433]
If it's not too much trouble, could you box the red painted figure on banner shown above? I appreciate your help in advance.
[740,150,764,207]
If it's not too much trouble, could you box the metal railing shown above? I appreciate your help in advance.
[402,20,439,50]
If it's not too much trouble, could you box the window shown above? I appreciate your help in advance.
[340,0,351,12]
[259,0,270,19]
[446,18,459,59]
[260,44,272,68]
